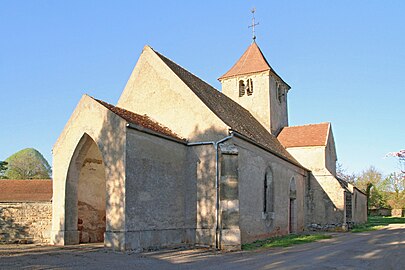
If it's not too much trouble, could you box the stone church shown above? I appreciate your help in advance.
[51,41,367,251]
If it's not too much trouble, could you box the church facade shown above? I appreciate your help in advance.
[51,42,366,251]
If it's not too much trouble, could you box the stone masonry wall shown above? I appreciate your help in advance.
[0,202,52,244]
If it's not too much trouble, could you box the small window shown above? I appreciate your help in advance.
[239,80,245,97]
[246,78,253,95]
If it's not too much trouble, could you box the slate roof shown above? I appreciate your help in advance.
[0,179,52,202]
[153,48,302,168]
[278,123,330,148]
[94,98,185,141]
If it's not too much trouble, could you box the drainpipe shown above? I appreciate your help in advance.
[187,132,234,249]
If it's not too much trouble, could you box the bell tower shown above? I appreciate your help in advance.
[219,41,290,135]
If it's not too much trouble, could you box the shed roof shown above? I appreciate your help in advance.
[277,123,330,148]
[0,179,52,202]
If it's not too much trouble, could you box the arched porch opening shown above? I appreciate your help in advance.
[65,133,107,244]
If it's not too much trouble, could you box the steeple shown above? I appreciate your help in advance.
[219,42,291,135]
[218,42,271,80]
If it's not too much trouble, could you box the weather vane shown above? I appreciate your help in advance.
[248,8,259,41]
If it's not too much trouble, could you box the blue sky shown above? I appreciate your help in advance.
[1,1,404,176]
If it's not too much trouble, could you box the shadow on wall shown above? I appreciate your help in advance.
[189,126,224,247]
[0,207,30,243]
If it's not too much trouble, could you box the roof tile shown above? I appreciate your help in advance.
[277,123,330,148]
[0,179,52,202]
[94,98,185,141]
[219,42,270,80]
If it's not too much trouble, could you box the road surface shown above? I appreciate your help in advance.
[1,224,404,269]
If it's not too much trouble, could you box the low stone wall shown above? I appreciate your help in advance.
[0,202,52,244]
[369,208,392,216]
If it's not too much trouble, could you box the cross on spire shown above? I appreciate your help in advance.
[248,8,259,41]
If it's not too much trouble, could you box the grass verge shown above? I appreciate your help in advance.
[351,216,405,233]
[242,234,331,251]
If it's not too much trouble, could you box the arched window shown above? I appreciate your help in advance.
[239,80,245,97]
[246,78,253,95]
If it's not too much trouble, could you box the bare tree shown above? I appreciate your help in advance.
[336,163,357,184]
[386,150,405,175]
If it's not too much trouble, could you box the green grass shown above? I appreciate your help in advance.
[351,216,405,233]
[242,234,332,250]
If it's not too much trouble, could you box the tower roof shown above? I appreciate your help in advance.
[219,42,270,80]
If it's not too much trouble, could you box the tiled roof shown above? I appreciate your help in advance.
[277,123,330,148]
[94,98,185,141]
[219,42,271,80]
[153,49,302,168]
[218,42,290,88]
[0,179,52,202]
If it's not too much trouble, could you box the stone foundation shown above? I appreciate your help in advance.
[0,202,52,244]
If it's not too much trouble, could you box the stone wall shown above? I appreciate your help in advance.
[0,202,52,244]
[369,208,391,216]
[235,137,306,244]
[124,128,196,251]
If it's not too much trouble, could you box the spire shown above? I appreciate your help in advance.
[218,42,271,80]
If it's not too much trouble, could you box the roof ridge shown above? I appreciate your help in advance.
[234,42,253,76]
[152,48,271,124]
[286,122,330,128]
[151,48,220,94]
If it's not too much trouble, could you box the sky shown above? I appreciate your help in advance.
[0,1,404,176]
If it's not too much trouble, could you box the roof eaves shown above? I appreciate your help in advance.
[92,97,185,141]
